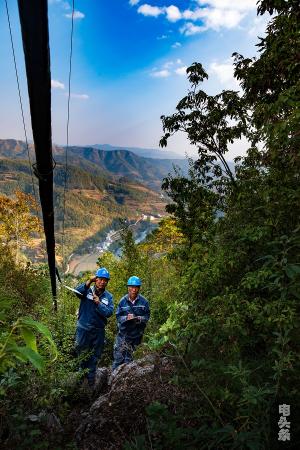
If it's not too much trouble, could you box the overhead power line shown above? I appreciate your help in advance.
[17,0,57,309]
[4,0,38,203]
[61,0,75,274]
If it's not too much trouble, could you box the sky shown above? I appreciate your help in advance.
[0,0,269,159]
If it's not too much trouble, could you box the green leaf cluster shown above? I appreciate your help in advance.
[138,1,300,447]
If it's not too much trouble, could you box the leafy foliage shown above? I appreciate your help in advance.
[0,253,57,382]
[141,1,300,448]
[160,63,247,187]
[1,1,300,448]
[0,190,41,264]
[0,313,57,376]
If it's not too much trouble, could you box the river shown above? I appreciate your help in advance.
[67,219,158,276]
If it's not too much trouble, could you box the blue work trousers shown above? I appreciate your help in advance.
[75,327,105,384]
[112,334,139,370]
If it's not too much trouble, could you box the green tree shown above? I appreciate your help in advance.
[160,63,248,189]
[120,224,140,279]
[0,190,41,264]
[162,164,219,249]
[140,217,183,255]
[150,1,300,447]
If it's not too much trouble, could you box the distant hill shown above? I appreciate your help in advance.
[88,143,183,160]
[0,139,30,158]
[65,146,189,191]
[0,156,167,259]
[0,139,172,260]
[0,139,189,191]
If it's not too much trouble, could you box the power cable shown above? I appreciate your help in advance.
[57,0,75,334]
[4,0,46,259]
[61,0,75,274]
[17,0,57,306]
[4,0,38,204]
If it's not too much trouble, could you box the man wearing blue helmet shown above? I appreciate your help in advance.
[74,267,114,386]
[112,276,150,370]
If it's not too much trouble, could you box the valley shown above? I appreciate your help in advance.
[0,138,174,267]
[66,213,160,275]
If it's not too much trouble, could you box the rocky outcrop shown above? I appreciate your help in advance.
[75,355,176,450]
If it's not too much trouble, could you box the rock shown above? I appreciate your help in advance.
[94,367,110,396]
[75,355,175,450]
[108,361,155,390]
[26,411,63,434]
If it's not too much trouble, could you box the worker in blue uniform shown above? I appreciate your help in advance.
[75,267,114,386]
[112,276,150,370]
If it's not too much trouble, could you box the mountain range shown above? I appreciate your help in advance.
[0,138,188,261]
[0,139,189,191]
[88,143,184,159]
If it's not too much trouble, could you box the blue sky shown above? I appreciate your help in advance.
[0,0,269,158]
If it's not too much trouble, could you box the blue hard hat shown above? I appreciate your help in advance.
[95,267,110,279]
[127,276,141,286]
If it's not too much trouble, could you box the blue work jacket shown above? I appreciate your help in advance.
[116,294,150,341]
[75,283,114,331]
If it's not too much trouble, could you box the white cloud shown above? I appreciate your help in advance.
[163,61,174,69]
[182,7,244,30]
[157,34,168,40]
[150,59,186,78]
[171,42,182,48]
[70,93,89,99]
[51,79,65,89]
[197,0,257,13]
[129,0,140,5]
[180,22,206,35]
[209,59,238,88]
[164,5,181,22]
[150,69,170,78]
[182,8,204,20]
[204,8,244,29]
[65,10,85,19]
[133,0,258,35]
[138,4,163,17]
[248,15,269,37]
[175,66,187,76]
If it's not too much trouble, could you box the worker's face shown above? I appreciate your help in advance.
[95,277,108,290]
[128,285,140,300]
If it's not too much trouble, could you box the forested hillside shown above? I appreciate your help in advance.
[0,157,166,260]
[0,1,299,449]
[0,139,189,191]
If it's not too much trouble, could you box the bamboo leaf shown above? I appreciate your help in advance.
[20,326,37,352]
[18,317,57,359]
[12,346,45,373]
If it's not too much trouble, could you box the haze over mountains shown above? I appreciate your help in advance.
[89,144,184,160]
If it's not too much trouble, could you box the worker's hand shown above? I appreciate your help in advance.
[127,313,135,320]
[93,295,100,305]
[86,276,96,288]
